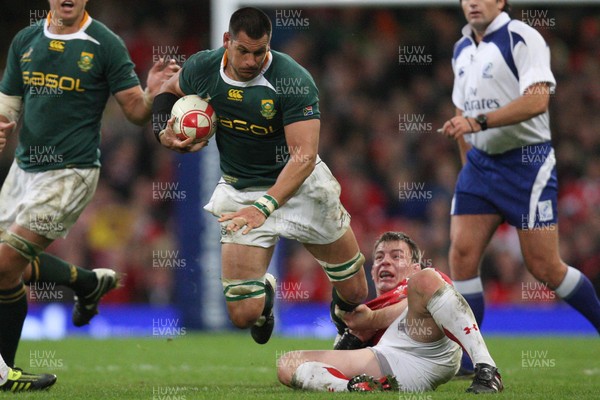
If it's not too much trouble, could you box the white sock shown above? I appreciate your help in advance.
[453,276,484,296]
[555,266,581,298]
[291,361,349,392]
[427,284,495,367]
[0,353,10,386]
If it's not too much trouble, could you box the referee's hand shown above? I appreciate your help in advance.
[440,116,480,140]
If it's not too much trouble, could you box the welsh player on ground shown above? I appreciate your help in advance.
[278,231,503,393]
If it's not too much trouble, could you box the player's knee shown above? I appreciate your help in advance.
[0,245,33,288]
[0,273,23,290]
[449,243,479,278]
[449,241,471,264]
[227,304,263,328]
[408,269,444,299]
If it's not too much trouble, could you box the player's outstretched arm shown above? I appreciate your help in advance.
[114,59,181,126]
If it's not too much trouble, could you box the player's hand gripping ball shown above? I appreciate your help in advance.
[171,95,217,141]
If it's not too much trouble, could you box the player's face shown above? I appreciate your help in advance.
[461,0,504,33]
[371,240,421,295]
[223,31,270,82]
[48,0,88,28]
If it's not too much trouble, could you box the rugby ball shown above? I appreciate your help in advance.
[171,95,217,141]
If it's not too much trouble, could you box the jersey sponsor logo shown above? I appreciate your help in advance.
[218,115,274,136]
[463,93,500,112]
[48,40,65,52]
[21,47,34,62]
[227,89,244,101]
[77,52,94,72]
[260,99,276,119]
[22,71,84,92]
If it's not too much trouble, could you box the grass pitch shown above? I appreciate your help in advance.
[13,334,598,399]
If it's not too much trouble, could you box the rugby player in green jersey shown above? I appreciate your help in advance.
[153,7,368,346]
[0,0,179,390]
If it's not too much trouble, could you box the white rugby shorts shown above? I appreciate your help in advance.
[0,160,99,239]
[204,160,351,247]
[370,309,462,392]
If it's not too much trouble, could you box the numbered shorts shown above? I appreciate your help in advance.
[203,160,351,247]
[370,310,461,392]
[451,142,558,229]
[0,160,99,239]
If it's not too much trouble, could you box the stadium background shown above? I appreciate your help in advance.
[0,0,598,339]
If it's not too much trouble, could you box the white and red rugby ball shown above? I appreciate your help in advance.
[171,95,217,141]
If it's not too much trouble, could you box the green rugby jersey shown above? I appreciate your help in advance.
[0,13,139,171]
[179,47,320,190]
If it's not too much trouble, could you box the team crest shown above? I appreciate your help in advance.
[21,47,33,62]
[77,52,94,72]
[260,99,276,119]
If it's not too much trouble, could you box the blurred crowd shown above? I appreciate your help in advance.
[1,2,598,307]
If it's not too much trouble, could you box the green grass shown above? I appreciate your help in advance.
[12,334,599,399]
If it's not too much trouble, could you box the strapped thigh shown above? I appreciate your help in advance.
[317,252,365,282]
[0,229,43,262]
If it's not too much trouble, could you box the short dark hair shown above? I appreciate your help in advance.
[459,0,511,13]
[229,7,272,40]
[373,231,423,267]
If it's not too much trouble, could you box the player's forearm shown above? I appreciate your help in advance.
[268,155,316,207]
[346,302,407,332]
[125,89,153,126]
[115,86,153,126]
[268,119,319,207]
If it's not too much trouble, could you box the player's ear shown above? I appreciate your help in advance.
[497,0,506,12]
[223,32,232,48]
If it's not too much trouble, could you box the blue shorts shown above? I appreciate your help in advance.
[451,142,558,230]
